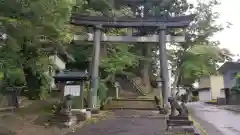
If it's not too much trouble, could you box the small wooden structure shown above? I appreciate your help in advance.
[54,71,89,109]
[199,75,224,100]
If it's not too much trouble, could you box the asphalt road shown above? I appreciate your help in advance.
[188,102,240,135]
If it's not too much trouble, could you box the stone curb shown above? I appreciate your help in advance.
[188,107,224,135]
[224,108,240,112]
[114,116,166,119]
[189,115,208,135]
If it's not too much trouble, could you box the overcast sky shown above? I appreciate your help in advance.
[189,0,240,56]
[213,0,240,56]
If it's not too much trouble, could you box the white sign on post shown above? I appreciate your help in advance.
[64,85,81,96]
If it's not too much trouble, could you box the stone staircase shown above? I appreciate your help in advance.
[104,98,157,110]
[116,74,144,97]
[104,74,158,110]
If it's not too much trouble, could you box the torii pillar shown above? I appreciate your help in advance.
[158,25,170,109]
[88,25,102,109]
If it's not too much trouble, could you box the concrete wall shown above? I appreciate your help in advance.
[210,75,224,99]
[49,55,66,70]
[199,75,224,99]
[199,76,211,88]
[49,55,66,89]
[199,90,212,101]
[220,89,226,98]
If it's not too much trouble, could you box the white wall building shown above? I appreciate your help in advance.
[48,54,67,89]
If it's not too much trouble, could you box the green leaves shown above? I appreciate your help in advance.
[176,44,231,85]
[0,0,75,99]
[231,73,240,92]
[101,45,139,74]
[0,72,3,80]
[168,0,233,87]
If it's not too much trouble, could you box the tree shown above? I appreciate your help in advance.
[125,0,193,92]
[0,0,74,99]
[231,73,240,92]
[69,0,140,104]
[169,0,233,96]
[71,0,139,80]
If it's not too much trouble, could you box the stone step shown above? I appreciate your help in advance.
[167,130,200,135]
[104,107,158,110]
[113,98,154,101]
[169,116,189,120]
[104,98,157,110]
[169,126,195,133]
[167,120,193,126]
[110,100,155,106]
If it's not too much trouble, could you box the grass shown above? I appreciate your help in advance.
[209,99,217,102]
[205,99,217,104]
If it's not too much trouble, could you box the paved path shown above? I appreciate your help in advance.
[188,102,240,135]
[66,110,165,135]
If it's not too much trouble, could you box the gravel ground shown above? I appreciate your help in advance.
[66,110,167,135]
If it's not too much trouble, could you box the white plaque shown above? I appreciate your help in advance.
[64,85,81,96]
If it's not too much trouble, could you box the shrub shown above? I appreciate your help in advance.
[209,99,217,103]
[191,96,199,102]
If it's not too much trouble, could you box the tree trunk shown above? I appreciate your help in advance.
[23,66,41,99]
[100,43,107,57]
[140,44,151,90]
[186,90,192,102]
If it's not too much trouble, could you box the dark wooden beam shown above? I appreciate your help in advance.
[113,0,162,5]
[88,0,162,4]
[70,14,195,28]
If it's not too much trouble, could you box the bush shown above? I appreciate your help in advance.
[4,69,25,87]
[0,72,3,80]
[205,99,218,105]
[209,99,217,103]
[191,96,199,102]
[97,80,110,108]
[98,80,108,103]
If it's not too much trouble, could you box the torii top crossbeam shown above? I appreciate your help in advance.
[70,14,195,28]
[88,0,162,6]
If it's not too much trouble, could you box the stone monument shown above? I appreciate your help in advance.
[59,94,73,127]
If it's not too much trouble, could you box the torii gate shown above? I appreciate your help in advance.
[71,14,195,109]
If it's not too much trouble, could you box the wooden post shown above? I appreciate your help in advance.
[59,81,66,101]
[115,82,120,99]
[80,81,84,109]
